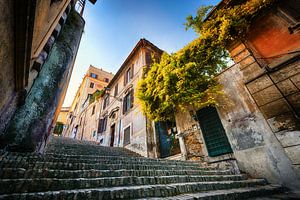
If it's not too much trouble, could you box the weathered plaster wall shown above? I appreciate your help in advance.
[215,10,300,189]
[217,62,300,190]
[2,11,85,152]
[100,49,149,157]
[0,1,18,134]
[99,43,162,158]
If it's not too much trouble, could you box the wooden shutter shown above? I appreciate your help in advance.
[131,64,134,79]
[123,96,126,114]
[103,117,107,131]
[124,126,131,146]
[130,89,134,108]
[196,107,232,157]
[145,51,151,66]
[98,119,103,133]
[124,73,127,86]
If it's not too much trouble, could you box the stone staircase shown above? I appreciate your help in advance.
[0,137,285,199]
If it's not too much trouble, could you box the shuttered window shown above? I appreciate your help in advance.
[124,126,131,146]
[97,116,108,133]
[123,89,134,114]
[196,107,233,157]
[114,84,118,97]
[145,51,152,66]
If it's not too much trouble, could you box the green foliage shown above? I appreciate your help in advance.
[89,89,104,104]
[54,122,64,135]
[137,0,275,121]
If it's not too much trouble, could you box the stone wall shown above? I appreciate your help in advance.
[2,10,85,152]
[175,108,204,161]
[0,1,18,135]
[32,0,71,59]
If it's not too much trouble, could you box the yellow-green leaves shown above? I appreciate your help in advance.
[137,0,275,121]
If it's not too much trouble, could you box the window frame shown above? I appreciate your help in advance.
[114,83,118,97]
[123,89,134,114]
[90,73,98,79]
[90,82,94,88]
[123,124,131,146]
[103,95,109,110]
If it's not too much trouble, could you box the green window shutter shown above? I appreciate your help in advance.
[196,107,233,157]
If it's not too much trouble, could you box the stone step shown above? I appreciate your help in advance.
[0,179,268,199]
[0,151,199,165]
[0,155,201,167]
[0,160,207,171]
[31,161,209,171]
[137,185,284,200]
[45,153,198,164]
[0,175,247,194]
[0,168,235,179]
[46,145,141,156]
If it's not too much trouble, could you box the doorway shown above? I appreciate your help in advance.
[110,124,115,147]
[196,106,233,157]
[155,121,180,158]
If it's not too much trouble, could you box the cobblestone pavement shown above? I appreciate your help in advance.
[0,136,290,199]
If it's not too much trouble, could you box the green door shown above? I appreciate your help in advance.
[196,107,232,157]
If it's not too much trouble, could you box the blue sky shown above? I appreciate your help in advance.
[63,0,220,106]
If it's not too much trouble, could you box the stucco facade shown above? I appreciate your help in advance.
[62,66,113,141]
[98,39,163,157]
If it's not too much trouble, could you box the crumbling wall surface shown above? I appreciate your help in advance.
[0,1,18,134]
[175,108,204,160]
[2,11,85,152]
[217,62,300,190]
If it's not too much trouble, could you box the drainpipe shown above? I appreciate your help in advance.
[118,108,122,147]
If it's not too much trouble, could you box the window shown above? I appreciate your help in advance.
[124,64,134,85]
[90,82,94,88]
[90,73,98,79]
[127,68,131,82]
[91,105,95,115]
[100,138,104,144]
[145,51,152,66]
[98,116,108,133]
[104,78,109,83]
[92,130,96,137]
[124,125,131,146]
[103,95,109,110]
[70,117,74,125]
[83,94,92,108]
[278,0,300,22]
[114,84,118,97]
[123,89,134,114]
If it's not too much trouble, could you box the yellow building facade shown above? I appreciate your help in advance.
[62,65,113,141]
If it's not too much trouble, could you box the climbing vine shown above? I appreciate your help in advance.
[137,0,275,121]
[89,89,104,104]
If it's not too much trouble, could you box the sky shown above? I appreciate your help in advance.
[63,0,220,107]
